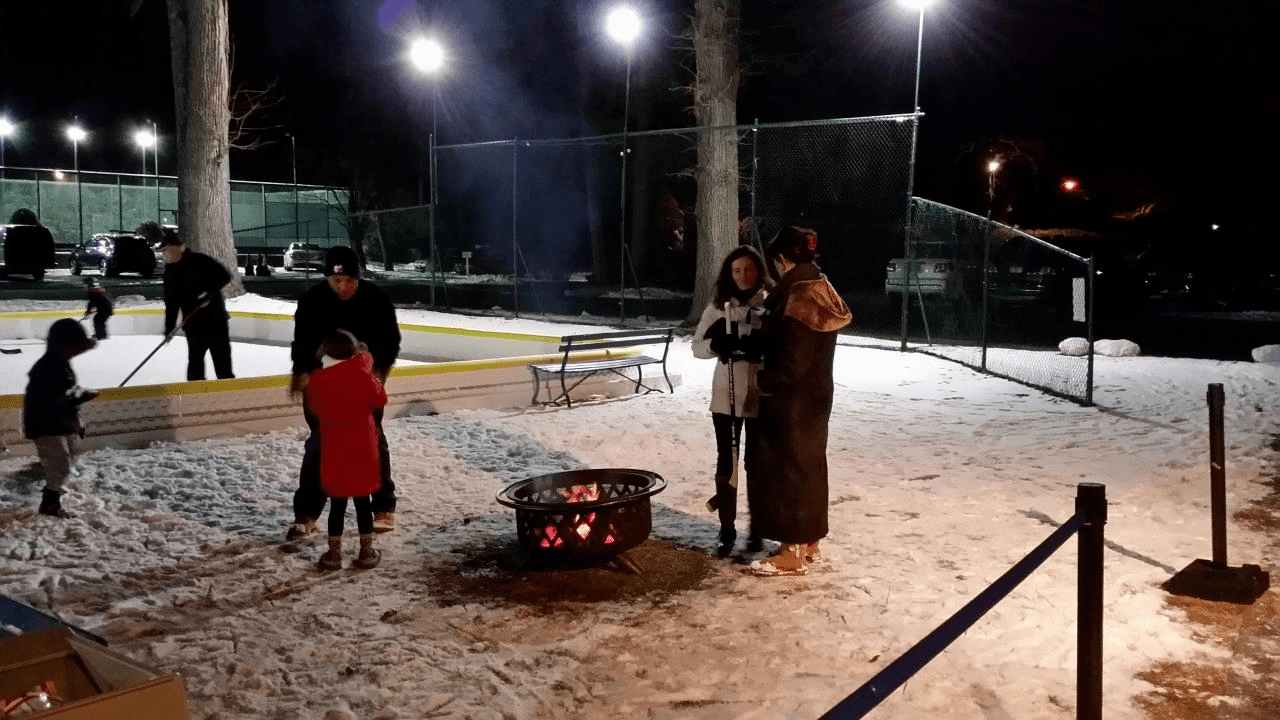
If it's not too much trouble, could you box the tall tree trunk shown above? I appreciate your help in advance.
[689,0,740,325]
[166,0,243,296]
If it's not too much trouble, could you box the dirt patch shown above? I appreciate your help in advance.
[1135,434,1279,719]
[421,537,719,610]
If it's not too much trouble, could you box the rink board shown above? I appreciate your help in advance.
[0,310,680,454]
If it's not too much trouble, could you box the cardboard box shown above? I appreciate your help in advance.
[0,627,191,719]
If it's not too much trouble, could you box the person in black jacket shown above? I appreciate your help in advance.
[23,319,100,518]
[286,245,402,540]
[158,229,235,381]
[83,277,113,340]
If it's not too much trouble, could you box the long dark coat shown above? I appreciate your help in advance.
[744,262,851,545]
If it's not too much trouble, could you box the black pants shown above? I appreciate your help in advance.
[294,403,396,522]
[712,412,747,542]
[92,316,108,340]
[186,331,234,381]
[327,495,374,536]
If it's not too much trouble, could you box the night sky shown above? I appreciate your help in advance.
[1,1,1274,239]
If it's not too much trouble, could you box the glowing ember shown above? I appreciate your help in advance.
[561,484,601,503]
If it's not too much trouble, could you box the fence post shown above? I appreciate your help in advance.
[1207,383,1227,567]
[1076,482,1106,720]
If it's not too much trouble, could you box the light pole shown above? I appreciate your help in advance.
[605,3,642,320]
[67,123,87,245]
[898,0,933,349]
[980,157,1000,369]
[0,117,13,213]
[150,119,161,223]
[410,36,445,305]
[285,132,303,278]
[133,128,155,176]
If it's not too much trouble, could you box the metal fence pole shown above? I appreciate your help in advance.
[1076,482,1106,720]
[512,140,519,317]
[1085,256,1096,405]
[1207,383,1227,567]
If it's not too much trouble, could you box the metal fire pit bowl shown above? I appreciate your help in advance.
[495,468,666,571]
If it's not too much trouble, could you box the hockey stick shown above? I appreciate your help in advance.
[118,304,203,387]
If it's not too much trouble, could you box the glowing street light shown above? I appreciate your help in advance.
[0,116,13,168]
[409,37,445,74]
[67,123,87,244]
[134,128,156,175]
[987,158,1001,200]
[605,3,644,320]
[1062,178,1079,192]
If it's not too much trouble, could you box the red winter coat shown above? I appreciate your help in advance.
[304,353,388,498]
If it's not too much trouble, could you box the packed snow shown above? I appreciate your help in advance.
[0,292,1276,719]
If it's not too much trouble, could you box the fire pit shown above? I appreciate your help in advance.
[495,468,666,573]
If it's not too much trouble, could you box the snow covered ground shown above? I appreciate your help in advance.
[0,293,1276,719]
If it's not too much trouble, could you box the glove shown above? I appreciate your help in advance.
[736,331,765,361]
[708,332,737,364]
[195,291,211,308]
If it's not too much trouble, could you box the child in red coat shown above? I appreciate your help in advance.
[305,329,388,570]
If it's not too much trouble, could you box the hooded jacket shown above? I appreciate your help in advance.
[744,261,851,545]
[23,323,95,439]
[305,352,388,498]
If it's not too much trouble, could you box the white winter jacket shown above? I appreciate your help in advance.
[691,289,767,417]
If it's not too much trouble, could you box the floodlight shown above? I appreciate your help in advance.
[409,37,445,73]
[605,4,643,47]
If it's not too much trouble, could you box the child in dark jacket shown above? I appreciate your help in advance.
[23,319,100,517]
[304,329,388,571]
[83,278,113,340]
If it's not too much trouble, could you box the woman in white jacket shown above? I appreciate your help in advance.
[692,245,770,556]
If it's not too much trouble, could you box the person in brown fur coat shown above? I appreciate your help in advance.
[745,225,852,576]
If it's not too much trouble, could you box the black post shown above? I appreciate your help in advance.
[1076,482,1106,720]
[1207,383,1227,568]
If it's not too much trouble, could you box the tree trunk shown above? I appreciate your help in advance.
[689,0,740,326]
[166,0,243,296]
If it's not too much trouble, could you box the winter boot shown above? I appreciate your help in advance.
[318,536,343,571]
[38,488,73,519]
[286,517,317,541]
[372,511,396,533]
[713,475,737,557]
[355,533,381,570]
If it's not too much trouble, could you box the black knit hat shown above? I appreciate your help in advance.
[46,318,93,351]
[84,277,99,288]
[323,246,361,278]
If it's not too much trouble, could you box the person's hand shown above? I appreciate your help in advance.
[288,372,309,401]
[161,331,174,344]
[708,333,737,364]
[736,332,765,361]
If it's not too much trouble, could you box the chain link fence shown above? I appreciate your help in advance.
[0,167,348,264]
[902,198,1096,403]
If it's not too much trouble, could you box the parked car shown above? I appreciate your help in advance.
[283,242,325,271]
[69,232,159,277]
[0,224,57,281]
[885,257,964,307]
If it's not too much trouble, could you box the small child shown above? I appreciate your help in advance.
[23,319,100,518]
[83,278,113,340]
[305,329,388,570]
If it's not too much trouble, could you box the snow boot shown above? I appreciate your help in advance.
[749,543,808,577]
[372,511,395,533]
[354,533,381,570]
[286,517,317,541]
[712,474,736,556]
[318,536,343,571]
[38,488,73,519]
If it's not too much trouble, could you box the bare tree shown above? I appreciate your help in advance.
[686,0,741,325]
[163,0,243,296]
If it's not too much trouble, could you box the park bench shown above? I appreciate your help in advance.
[529,327,676,407]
